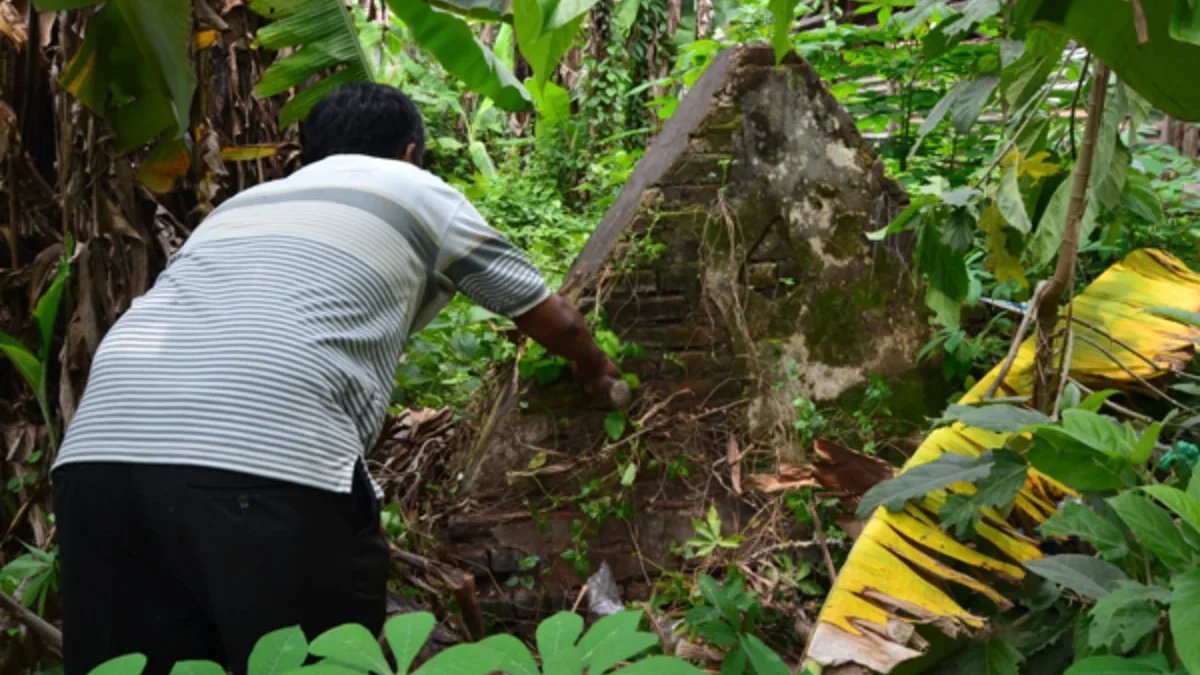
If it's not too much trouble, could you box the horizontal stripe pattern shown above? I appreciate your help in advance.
[54,155,552,494]
[56,236,406,493]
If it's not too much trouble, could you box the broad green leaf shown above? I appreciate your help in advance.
[951,75,1000,134]
[1028,427,1136,491]
[948,638,1024,675]
[1095,142,1133,214]
[1123,172,1166,223]
[1060,409,1132,457]
[610,656,705,675]
[392,0,532,112]
[477,634,538,675]
[309,624,391,675]
[697,620,739,647]
[293,664,361,675]
[910,81,963,157]
[168,662,226,675]
[1171,569,1200,675]
[1141,484,1200,552]
[856,451,992,518]
[112,0,196,140]
[385,613,435,675]
[56,0,194,149]
[1039,501,1129,560]
[620,463,637,486]
[1172,0,1200,44]
[542,0,604,33]
[1190,470,1200,502]
[1000,33,1066,111]
[32,244,71,363]
[769,0,803,65]
[248,625,309,675]
[424,0,511,22]
[578,610,658,675]
[86,654,149,675]
[1078,389,1120,413]
[1023,554,1129,600]
[720,646,747,675]
[536,612,584,662]
[938,449,1028,537]
[412,643,505,675]
[1029,80,1125,264]
[740,635,790,675]
[938,403,1049,433]
[867,196,934,241]
[0,334,42,395]
[251,0,373,125]
[916,219,970,327]
[997,157,1033,233]
[1064,654,1173,674]
[514,0,585,90]
[604,411,626,441]
[1107,492,1193,571]
[615,0,641,36]
[1087,580,1168,652]
[1015,0,1200,121]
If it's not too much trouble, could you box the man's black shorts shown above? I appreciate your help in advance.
[51,461,389,675]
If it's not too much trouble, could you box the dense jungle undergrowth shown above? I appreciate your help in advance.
[3,0,1200,673]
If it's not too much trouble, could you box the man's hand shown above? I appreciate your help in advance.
[513,293,625,406]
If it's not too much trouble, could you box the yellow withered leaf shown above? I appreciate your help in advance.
[220,145,280,162]
[137,137,191,194]
[979,205,1029,289]
[194,30,221,50]
[803,249,1200,673]
[1019,150,1061,181]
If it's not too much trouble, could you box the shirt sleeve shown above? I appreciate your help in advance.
[438,198,553,318]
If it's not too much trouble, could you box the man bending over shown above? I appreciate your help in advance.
[50,82,620,675]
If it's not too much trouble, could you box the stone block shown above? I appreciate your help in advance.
[659,153,734,186]
[657,264,703,294]
[608,295,694,327]
[745,262,778,289]
[624,324,729,350]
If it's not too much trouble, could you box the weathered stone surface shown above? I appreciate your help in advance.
[457,44,931,587]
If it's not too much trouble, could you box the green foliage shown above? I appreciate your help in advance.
[683,575,791,675]
[0,544,59,616]
[1015,0,1200,121]
[37,0,195,149]
[1,241,72,450]
[936,402,1051,433]
[1040,500,1130,560]
[674,506,743,560]
[856,450,994,518]
[939,448,1028,536]
[250,0,376,126]
[393,0,533,113]
[87,610,704,675]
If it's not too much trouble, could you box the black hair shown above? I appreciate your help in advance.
[301,82,426,166]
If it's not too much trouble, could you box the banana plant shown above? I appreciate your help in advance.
[33,0,195,150]
[802,249,1200,673]
[0,239,73,453]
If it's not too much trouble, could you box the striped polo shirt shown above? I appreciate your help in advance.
[53,155,552,493]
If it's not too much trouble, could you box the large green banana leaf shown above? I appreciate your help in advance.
[1015,0,1200,121]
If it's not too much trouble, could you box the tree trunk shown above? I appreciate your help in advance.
[695,0,713,38]
[1033,62,1110,412]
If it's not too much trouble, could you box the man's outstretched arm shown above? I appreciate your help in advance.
[514,294,622,400]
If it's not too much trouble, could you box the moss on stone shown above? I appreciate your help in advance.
[833,360,956,431]
[827,211,866,259]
